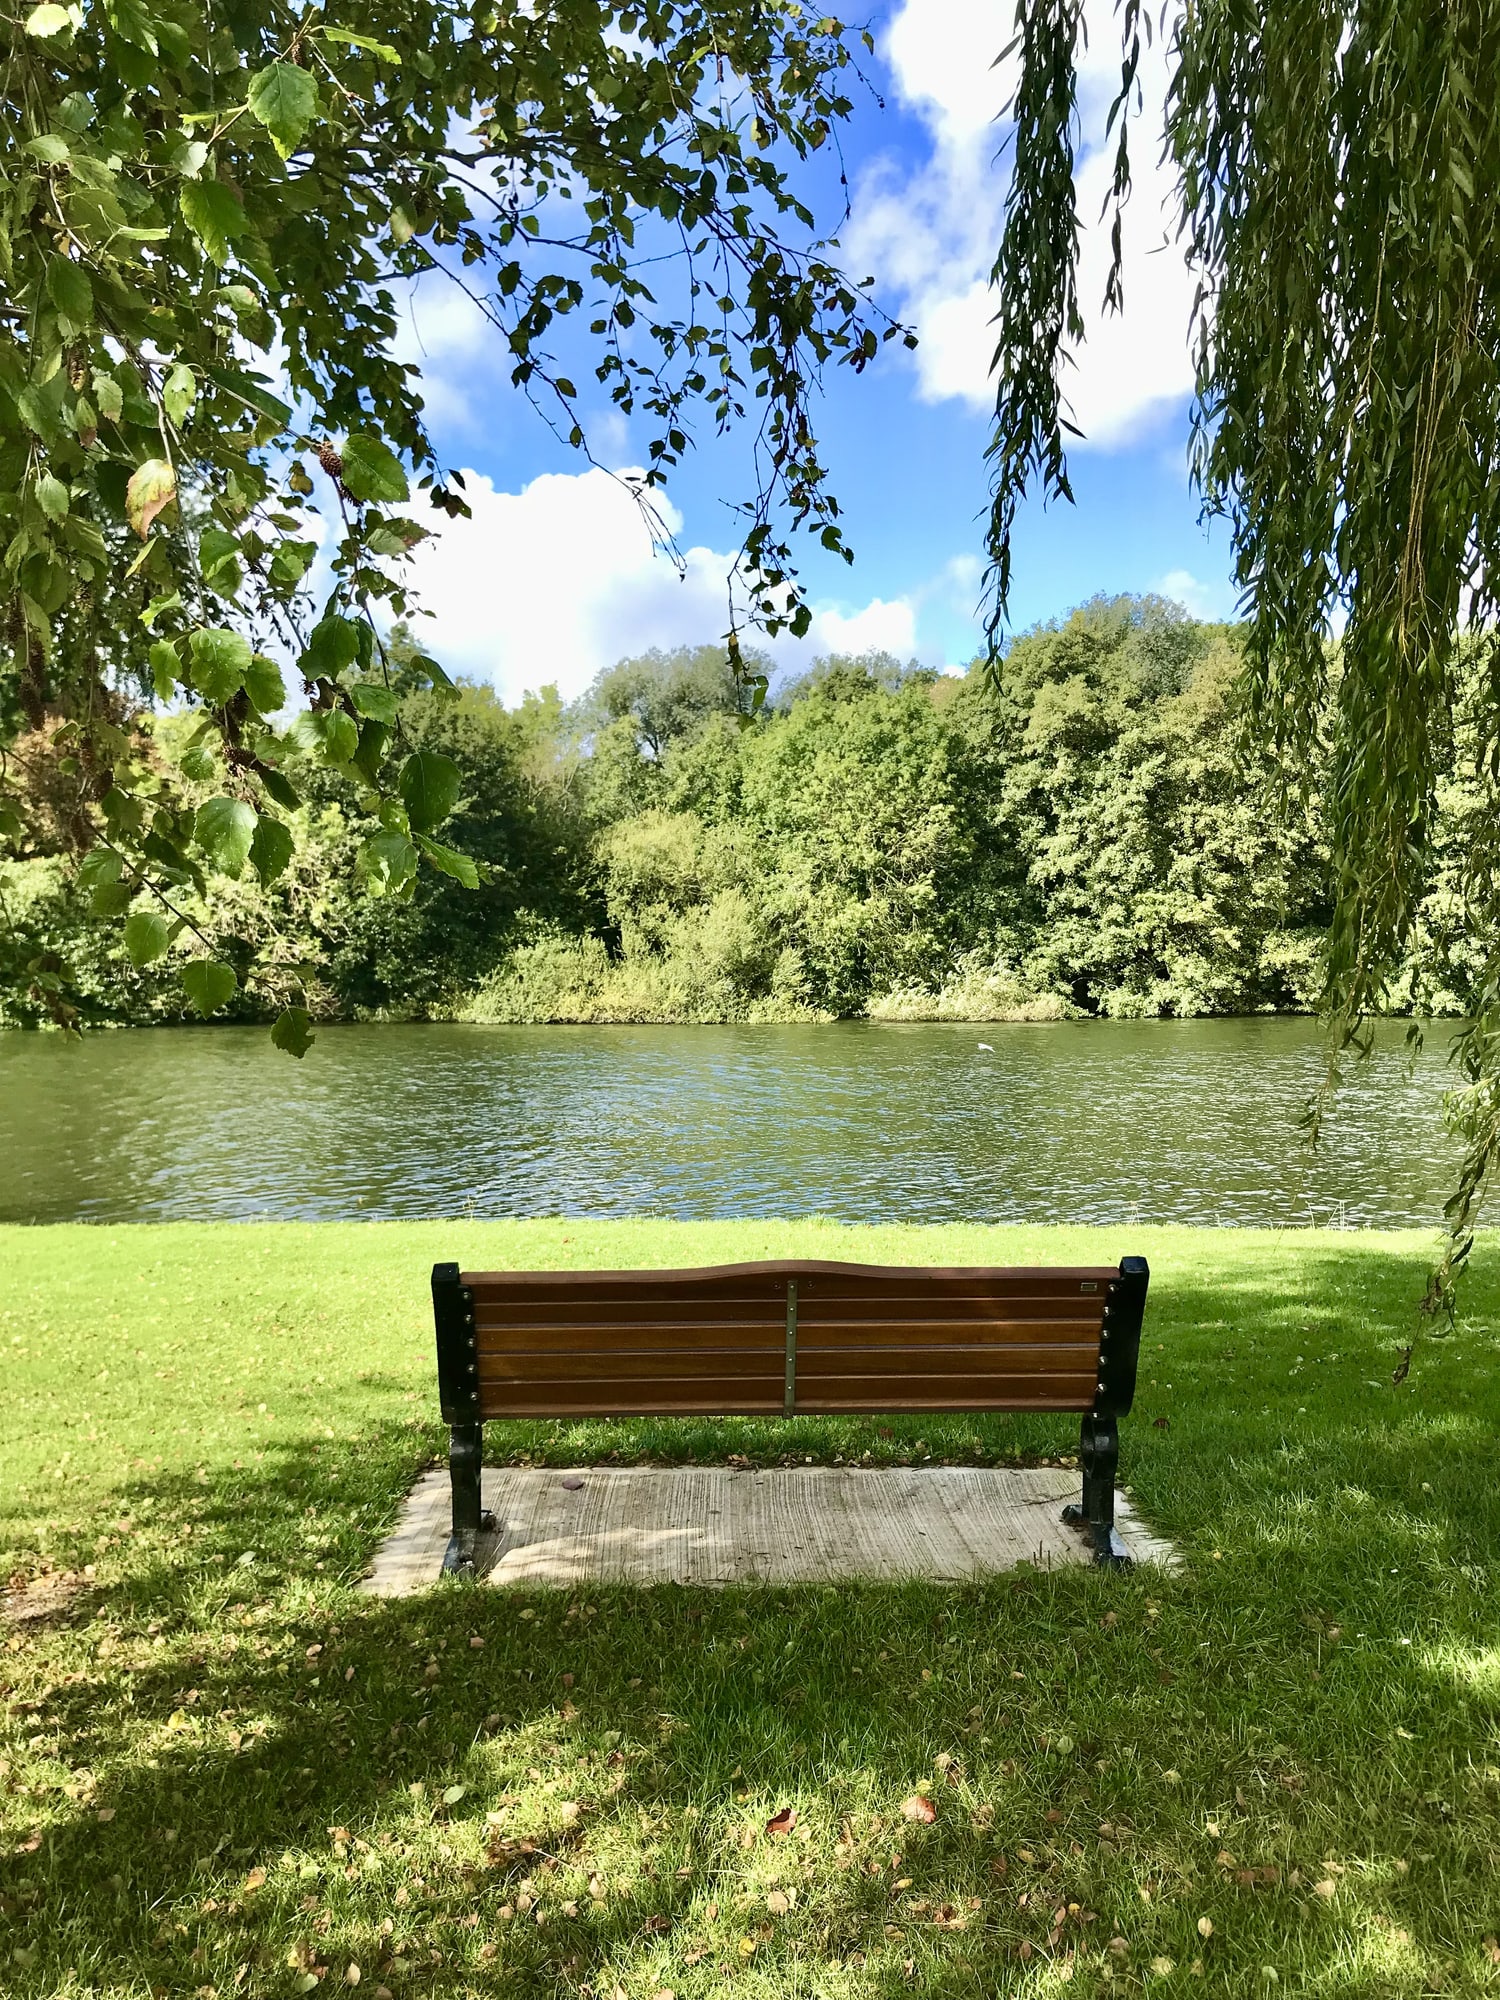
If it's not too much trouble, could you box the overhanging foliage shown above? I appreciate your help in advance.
[0,0,903,1038]
[986,0,1500,1295]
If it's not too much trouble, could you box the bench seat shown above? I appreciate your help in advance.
[431,1256,1149,1572]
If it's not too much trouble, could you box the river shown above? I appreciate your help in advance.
[0,1017,1464,1228]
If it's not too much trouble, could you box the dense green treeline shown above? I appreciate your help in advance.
[0,595,1483,1028]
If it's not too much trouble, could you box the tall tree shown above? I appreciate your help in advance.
[0,0,903,1045]
[987,0,1500,1295]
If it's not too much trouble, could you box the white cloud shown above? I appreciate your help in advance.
[807,597,919,658]
[853,0,1197,448]
[400,466,939,701]
[1154,567,1236,621]
[884,0,1021,147]
[392,278,496,432]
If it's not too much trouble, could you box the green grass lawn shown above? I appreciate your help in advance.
[3,1218,1500,1998]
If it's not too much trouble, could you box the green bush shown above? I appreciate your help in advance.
[23,599,1490,1032]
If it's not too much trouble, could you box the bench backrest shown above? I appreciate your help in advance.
[432,1258,1148,1424]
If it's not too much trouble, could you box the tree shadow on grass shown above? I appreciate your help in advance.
[5,1248,1500,1995]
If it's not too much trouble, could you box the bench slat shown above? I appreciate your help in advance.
[473,1300,1104,1332]
[797,1318,1103,1347]
[479,1349,786,1382]
[796,1391,1097,1412]
[477,1345,1101,1376]
[475,1333,784,1358]
[796,1345,1098,1372]
[473,1307,785,1334]
[463,1275,789,1302]
[474,1319,1099,1351]
[797,1278,1109,1298]
[798,1294,1105,1319]
[461,1265,1116,1295]
[484,1388,787,1415]
[480,1385,1097,1416]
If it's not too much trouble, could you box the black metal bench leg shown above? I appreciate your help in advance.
[442,1422,495,1574]
[1062,1412,1131,1567]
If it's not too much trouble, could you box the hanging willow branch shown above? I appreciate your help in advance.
[986,0,1500,1307]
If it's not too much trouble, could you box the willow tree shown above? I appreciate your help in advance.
[988,0,1500,1298]
[0,0,902,1048]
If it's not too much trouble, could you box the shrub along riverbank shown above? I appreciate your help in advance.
[2,1217,1497,1995]
[9,594,1485,1033]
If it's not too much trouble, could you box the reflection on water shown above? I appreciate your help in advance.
[0,1017,1462,1228]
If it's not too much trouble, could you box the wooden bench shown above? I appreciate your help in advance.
[430,1256,1149,1574]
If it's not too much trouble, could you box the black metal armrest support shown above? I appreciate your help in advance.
[1062,1256,1149,1568]
[433,1262,496,1574]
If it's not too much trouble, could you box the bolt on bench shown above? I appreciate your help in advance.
[431,1256,1149,1575]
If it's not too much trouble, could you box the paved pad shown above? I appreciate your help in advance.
[362,1466,1176,1594]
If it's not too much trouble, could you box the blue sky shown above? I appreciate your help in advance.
[396,0,1238,703]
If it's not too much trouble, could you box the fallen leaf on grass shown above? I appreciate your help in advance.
[901,1794,937,1824]
[765,1807,796,1836]
[1313,1879,1336,1899]
[1198,1916,1214,1938]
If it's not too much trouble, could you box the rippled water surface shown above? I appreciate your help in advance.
[0,1018,1465,1227]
